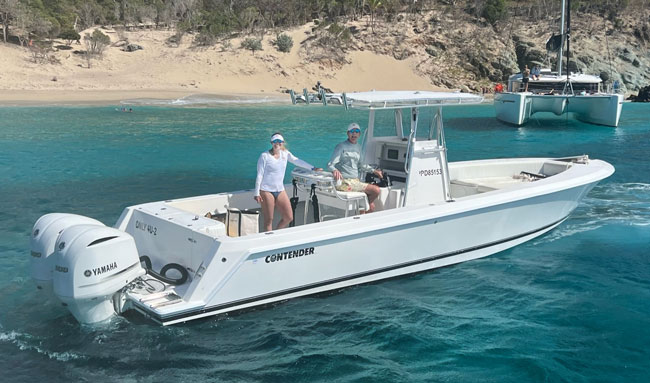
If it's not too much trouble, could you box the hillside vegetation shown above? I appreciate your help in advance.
[1,0,648,94]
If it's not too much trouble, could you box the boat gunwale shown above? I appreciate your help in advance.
[131,157,613,246]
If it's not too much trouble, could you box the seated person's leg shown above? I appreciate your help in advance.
[338,178,368,193]
[363,184,381,213]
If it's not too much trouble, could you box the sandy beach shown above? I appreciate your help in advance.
[0,23,447,105]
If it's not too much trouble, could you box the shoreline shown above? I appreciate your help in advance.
[0,89,493,107]
[0,89,289,106]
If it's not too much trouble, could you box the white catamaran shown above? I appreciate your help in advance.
[30,91,614,325]
[494,0,623,127]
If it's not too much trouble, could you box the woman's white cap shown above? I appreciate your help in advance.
[271,133,284,142]
[347,123,361,132]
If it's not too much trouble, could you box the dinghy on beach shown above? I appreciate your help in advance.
[30,90,614,325]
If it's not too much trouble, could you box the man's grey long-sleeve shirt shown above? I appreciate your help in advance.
[327,140,372,179]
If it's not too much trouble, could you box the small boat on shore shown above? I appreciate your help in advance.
[30,90,614,325]
[289,88,344,105]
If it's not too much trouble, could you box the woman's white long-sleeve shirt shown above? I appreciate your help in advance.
[254,150,314,196]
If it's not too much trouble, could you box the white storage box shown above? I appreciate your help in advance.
[226,208,260,237]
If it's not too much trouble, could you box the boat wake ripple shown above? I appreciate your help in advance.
[535,183,650,244]
[121,93,286,106]
[0,329,86,361]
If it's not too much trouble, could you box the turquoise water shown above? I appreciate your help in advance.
[1,101,649,382]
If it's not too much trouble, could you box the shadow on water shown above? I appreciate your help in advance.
[523,115,618,132]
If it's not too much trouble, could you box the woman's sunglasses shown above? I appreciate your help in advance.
[271,139,284,144]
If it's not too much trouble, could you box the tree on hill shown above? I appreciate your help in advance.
[481,0,508,26]
[77,1,101,30]
[59,28,80,45]
[367,0,383,33]
[84,28,110,55]
[0,0,19,43]
[83,28,110,68]
[12,2,34,46]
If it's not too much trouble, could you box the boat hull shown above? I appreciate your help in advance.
[494,92,623,127]
[127,159,612,325]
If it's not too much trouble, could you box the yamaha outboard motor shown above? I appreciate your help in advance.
[52,225,145,324]
[30,213,105,292]
[30,214,145,324]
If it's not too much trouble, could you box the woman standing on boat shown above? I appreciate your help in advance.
[254,133,321,231]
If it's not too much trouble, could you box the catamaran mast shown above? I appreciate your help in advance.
[557,0,566,76]
[566,0,571,84]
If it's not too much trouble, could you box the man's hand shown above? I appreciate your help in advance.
[374,169,383,178]
[332,169,342,180]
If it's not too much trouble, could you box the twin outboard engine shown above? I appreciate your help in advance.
[30,214,145,324]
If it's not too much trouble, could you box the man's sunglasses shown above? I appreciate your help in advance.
[348,129,361,134]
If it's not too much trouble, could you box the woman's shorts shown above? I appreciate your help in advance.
[336,178,368,192]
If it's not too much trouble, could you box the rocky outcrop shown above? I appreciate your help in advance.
[628,85,650,102]
[318,8,649,95]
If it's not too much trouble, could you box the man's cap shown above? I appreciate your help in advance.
[347,123,361,132]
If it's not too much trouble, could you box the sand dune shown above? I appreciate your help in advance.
[0,23,445,105]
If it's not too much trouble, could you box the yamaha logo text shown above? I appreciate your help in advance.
[88,262,118,277]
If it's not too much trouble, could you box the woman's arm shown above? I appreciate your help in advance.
[254,153,266,197]
[287,151,316,170]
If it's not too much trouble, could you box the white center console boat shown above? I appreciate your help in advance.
[30,91,614,325]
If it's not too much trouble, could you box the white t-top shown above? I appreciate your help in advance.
[254,150,314,196]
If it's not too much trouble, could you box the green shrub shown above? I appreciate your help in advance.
[275,33,293,53]
[327,22,351,43]
[59,29,81,45]
[84,29,111,55]
[313,22,352,50]
[482,0,508,26]
[241,37,262,54]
